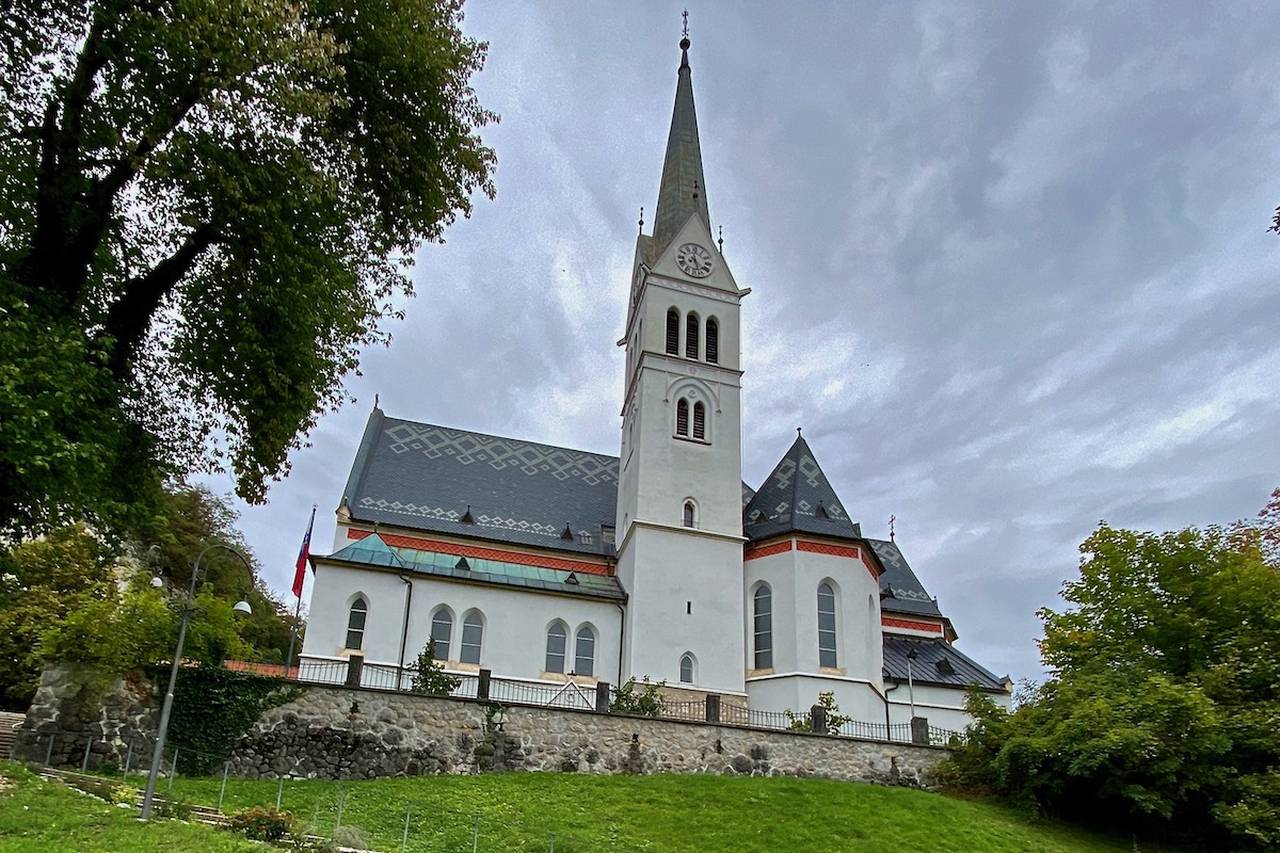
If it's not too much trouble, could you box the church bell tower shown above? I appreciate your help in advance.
[614,27,748,696]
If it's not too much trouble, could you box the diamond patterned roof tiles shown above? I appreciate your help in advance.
[742,434,861,543]
[866,538,944,618]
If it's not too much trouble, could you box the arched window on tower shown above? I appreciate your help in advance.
[676,399,689,436]
[574,625,596,676]
[683,501,696,528]
[430,606,453,660]
[460,610,483,664]
[817,583,838,668]
[692,401,706,440]
[345,597,368,650]
[680,652,696,684]
[685,312,700,359]
[665,308,680,355]
[753,585,773,669]
[705,317,719,364]
[545,621,568,673]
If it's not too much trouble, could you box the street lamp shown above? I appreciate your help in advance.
[905,648,918,720]
[140,543,253,820]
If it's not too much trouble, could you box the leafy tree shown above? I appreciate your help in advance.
[944,492,1280,848]
[0,0,496,537]
[609,677,666,717]
[409,639,461,695]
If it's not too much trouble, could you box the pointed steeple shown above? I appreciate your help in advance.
[744,434,862,543]
[651,26,711,258]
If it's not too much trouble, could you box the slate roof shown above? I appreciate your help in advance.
[882,634,1008,692]
[650,36,711,259]
[340,409,620,556]
[867,539,944,618]
[743,434,861,543]
[324,534,625,601]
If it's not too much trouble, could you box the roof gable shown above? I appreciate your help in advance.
[867,538,943,618]
[743,434,860,542]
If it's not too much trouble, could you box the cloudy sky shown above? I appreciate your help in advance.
[201,1,1280,684]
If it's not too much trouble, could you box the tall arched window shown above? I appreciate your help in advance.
[753,585,773,669]
[679,652,695,684]
[574,625,596,676]
[692,401,706,440]
[430,606,453,660]
[545,621,568,673]
[705,318,719,364]
[817,583,838,668]
[676,399,689,436]
[665,308,680,355]
[685,312,700,359]
[683,501,696,528]
[345,597,368,650]
[460,610,483,664]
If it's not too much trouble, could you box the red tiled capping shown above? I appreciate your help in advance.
[882,615,944,634]
[346,528,613,576]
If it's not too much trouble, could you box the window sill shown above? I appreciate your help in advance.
[746,667,774,678]
[672,435,711,446]
[819,666,847,676]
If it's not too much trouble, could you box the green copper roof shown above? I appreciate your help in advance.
[326,534,625,601]
[651,37,711,257]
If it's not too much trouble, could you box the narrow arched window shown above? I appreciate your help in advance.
[665,308,680,355]
[545,621,567,673]
[753,585,773,669]
[430,606,452,660]
[574,625,596,676]
[685,312,700,359]
[460,610,483,664]
[817,583,838,668]
[345,597,368,650]
[679,652,695,684]
[683,501,696,528]
[692,401,706,440]
[676,399,689,436]
[705,318,719,364]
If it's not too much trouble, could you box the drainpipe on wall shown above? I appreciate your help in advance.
[883,678,900,736]
[397,575,413,690]
[614,600,626,688]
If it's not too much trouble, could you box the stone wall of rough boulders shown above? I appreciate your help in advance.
[13,666,946,788]
[227,685,946,787]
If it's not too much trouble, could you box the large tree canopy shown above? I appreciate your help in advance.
[0,0,495,535]
[945,490,1280,848]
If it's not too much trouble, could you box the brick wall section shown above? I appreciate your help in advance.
[227,685,946,787]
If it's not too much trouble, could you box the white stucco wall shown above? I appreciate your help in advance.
[886,683,1012,733]
[301,561,622,685]
[615,524,746,696]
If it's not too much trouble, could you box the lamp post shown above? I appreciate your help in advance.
[906,648,918,719]
[140,543,253,820]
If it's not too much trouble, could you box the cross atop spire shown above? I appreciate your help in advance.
[651,12,711,258]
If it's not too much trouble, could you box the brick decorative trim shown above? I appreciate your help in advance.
[743,540,793,561]
[346,528,613,576]
[796,540,859,559]
[881,616,944,634]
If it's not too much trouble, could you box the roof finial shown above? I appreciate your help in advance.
[373,393,380,410]
[680,10,690,64]
[692,178,700,200]
[889,514,896,542]
[638,206,644,233]
[717,225,724,253]
[796,426,802,437]
[682,9,689,39]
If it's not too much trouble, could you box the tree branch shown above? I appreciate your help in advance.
[102,222,220,380]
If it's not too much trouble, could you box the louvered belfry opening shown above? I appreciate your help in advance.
[685,312,700,359]
[705,317,718,363]
[676,398,689,435]
[665,308,680,354]
[692,401,706,440]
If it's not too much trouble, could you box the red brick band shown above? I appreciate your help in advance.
[346,528,613,576]
[743,540,794,561]
[881,616,944,634]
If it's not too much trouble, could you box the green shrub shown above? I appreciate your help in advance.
[331,824,369,849]
[409,639,462,696]
[230,805,295,841]
[151,795,194,820]
[610,677,665,717]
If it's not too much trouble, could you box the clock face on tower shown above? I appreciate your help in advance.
[675,242,714,278]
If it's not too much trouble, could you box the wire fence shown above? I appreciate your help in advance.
[292,656,962,746]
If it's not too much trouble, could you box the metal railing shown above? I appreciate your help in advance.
[291,655,961,746]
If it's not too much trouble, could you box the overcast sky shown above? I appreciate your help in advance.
[201,1,1280,684]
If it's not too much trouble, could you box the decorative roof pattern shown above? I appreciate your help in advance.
[743,435,861,543]
[326,534,625,601]
[882,634,1008,692]
[866,539,944,618]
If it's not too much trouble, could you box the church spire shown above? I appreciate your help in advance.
[651,15,711,257]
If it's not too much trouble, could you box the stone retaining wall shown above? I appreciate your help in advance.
[228,685,947,788]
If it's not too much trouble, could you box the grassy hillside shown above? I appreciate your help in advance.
[171,771,1132,852]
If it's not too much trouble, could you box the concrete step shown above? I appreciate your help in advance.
[0,712,24,759]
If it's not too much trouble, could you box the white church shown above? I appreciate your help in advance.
[299,32,1012,734]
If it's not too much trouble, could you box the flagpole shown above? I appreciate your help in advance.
[284,505,316,679]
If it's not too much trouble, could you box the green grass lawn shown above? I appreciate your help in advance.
[0,762,263,852]
[0,759,1141,852]
[168,770,1132,853]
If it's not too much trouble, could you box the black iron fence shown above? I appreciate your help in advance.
[293,655,960,747]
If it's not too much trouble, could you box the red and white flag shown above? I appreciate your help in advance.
[292,506,316,599]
